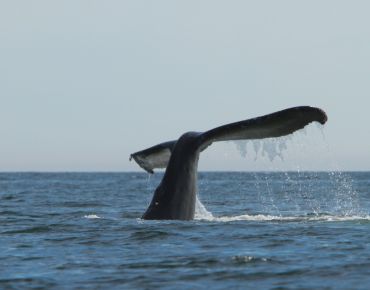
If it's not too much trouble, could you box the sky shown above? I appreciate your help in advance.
[1,1,369,172]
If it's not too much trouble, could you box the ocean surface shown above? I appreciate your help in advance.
[1,172,370,289]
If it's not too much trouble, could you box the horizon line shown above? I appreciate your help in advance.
[1,170,370,173]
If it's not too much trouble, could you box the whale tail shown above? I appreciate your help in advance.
[130,106,327,173]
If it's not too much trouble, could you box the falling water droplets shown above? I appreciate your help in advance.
[219,124,367,218]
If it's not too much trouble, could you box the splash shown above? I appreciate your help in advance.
[197,124,367,221]
[244,137,290,161]
[231,123,330,168]
[195,213,370,222]
[232,125,317,163]
[195,195,213,219]
[194,196,368,222]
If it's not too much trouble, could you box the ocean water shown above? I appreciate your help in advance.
[1,172,370,289]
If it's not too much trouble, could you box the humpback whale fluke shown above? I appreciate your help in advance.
[130,106,327,220]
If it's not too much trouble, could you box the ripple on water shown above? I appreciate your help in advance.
[1,172,370,290]
[129,229,176,241]
[2,225,52,235]
[0,278,57,289]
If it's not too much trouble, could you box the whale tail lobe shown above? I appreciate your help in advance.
[130,106,327,173]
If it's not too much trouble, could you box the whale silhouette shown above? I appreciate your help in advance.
[130,106,327,220]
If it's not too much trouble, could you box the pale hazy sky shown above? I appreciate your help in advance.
[1,1,369,171]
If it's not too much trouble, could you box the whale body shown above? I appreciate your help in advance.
[130,106,327,220]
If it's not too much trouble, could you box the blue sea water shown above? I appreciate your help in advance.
[1,172,370,289]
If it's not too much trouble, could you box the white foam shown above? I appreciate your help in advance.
[195,213,370,222]
[232,255,268,263]
[194,195,214,219]
[194,194,370,223]
[84,214,101,219]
